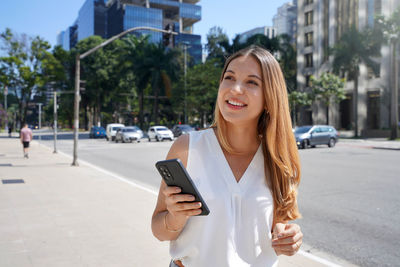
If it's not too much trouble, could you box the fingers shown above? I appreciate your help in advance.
[162,186,202,216]
[272,223,303,256]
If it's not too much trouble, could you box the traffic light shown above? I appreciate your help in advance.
[163,24,174,47]
[80,80,86,92]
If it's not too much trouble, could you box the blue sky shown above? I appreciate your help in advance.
[0,0,288,48]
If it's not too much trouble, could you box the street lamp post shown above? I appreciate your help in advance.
[3,86,7,133]
[53,91,58,153]
[36,103,42,143]
[72,26,177,166]
[184,43,187,124]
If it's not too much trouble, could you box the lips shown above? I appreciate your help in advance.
[226,99,247,109]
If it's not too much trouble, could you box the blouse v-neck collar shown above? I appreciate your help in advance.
[208,128,262,192]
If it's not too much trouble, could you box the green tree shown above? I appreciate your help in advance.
[123,35,181,126]
[331,25,381,137]
[175,58,221,127]
[51,45,75,128]
[288,91,312,127]
[205,26,229,64]
[310,72,346,125]
[376,8,400,139]
[0,28,60,127]
[75,36,128,128]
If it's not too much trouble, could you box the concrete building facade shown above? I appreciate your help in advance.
[273,0,298,43]
[238,26,277,44]
[296,0,400,137]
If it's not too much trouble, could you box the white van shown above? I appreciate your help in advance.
[106,123,125,141]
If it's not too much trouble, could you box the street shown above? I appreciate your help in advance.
[37,131,400,267]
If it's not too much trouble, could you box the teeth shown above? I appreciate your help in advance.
[228,100,245,107]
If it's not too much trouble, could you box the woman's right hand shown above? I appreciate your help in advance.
[163,186,202,229]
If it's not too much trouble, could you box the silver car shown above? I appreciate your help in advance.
[294,125,339,149]
[115,127,142,143]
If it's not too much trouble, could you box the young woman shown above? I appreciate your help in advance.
[152,46,303,267]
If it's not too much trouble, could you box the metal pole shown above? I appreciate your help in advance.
[184,44,187,124]
[72,54,80,166]
[53,91,58,153]
[72,27,177,166]
[390,39,399,140]
[4,86,7,133]
[37,103,42,143]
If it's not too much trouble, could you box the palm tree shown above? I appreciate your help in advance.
[145,43,180,124]
[121,35,151,128]
[331,25,381,137]
[123,35,180,126]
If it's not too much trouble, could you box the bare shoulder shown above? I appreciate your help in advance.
[166,134,189,168]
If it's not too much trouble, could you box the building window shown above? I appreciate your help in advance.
[305,53,313,68]
[305,75,312,87]
[305,31,313,46]
[367,91,380,129]
[323,0,329,61]
[305,0,314,5]
[374,0,382,14]
[305,11,314,26]
[367,65,380,79]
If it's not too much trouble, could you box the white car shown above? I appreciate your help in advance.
[147,126,174,142]
[115,127,142,143]
[106,123,125,141]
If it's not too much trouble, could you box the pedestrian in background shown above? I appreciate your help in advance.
[152,46,303,267]
[8,125,12,138]
[20,124,33,158]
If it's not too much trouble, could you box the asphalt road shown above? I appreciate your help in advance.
[36,131,400,267]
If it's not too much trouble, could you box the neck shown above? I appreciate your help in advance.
[223,122,260,154]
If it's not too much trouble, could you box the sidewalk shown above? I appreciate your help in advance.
[338,138,400,150]
[0,137,343,267]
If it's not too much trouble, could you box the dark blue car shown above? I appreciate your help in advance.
[89,126,106,138]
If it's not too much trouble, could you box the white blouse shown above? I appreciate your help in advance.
[170,129,278,267]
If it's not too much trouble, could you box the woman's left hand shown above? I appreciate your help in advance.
[271,223,303,256]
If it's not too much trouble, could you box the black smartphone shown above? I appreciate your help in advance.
[155,158,210,216]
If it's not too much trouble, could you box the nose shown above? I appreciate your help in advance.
[231,82,243,94]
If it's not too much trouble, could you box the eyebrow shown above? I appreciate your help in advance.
[225,69,262,81]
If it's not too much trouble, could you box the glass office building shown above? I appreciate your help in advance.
[59,0,202,63]
[78,0,107,41]
[124,5,163,43]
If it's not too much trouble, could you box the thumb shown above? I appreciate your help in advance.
[272,223,286,239]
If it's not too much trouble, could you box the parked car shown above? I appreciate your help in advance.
[171,124,195,137]
[89,126,106,138]
[115,127,142,143]
[106,123,125,141]
[129,125,144,139]
[294,125,339,149]
[147,126,174,141]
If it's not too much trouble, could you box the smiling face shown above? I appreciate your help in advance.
[217,55,265,127]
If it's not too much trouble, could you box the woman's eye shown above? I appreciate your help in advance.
[224,75,233,80]
[248,80,259,86]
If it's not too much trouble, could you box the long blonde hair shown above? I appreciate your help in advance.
[211,46,301,222]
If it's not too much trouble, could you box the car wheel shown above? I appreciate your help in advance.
[302,140,309,149]
[137,140,140,143]
[328,138,336,147]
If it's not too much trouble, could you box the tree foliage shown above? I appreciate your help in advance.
[0,28,60,126]
[310,72,346,125]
